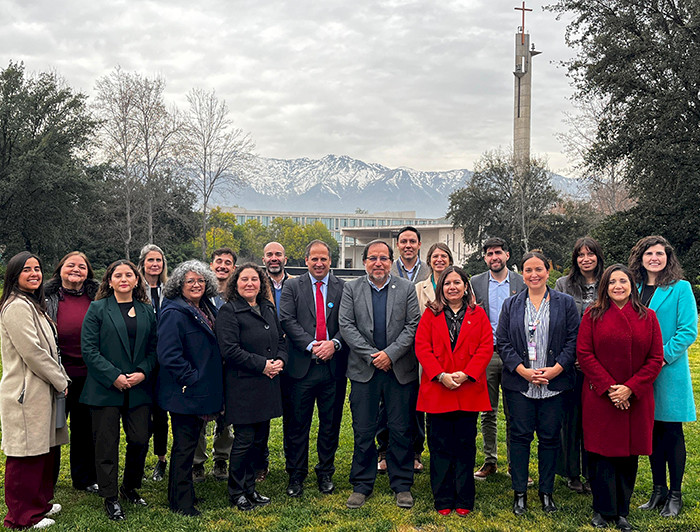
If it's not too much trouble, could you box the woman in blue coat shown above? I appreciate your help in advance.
[629,236,697,518]
[157,260,223,516]
[496,251,580,516]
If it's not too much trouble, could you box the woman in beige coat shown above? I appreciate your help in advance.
[416,243,454,314]
[0,252,69,529]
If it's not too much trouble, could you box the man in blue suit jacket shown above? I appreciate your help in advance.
[279,240,348,498]
[339,240,421,510]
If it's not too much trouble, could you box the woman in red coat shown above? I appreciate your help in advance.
[577,264,663,531]
[415,266,492,517]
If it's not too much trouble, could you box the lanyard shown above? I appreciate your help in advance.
[397,260,420,281]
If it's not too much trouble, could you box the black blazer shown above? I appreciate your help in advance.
[496,289,580,393]
[216,298,288,425]
[279,273,348,380]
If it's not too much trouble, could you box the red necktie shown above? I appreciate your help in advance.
[315,281,327,341]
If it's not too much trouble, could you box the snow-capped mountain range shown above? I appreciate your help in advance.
[215,154,579,218]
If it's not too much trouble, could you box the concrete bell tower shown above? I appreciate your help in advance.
[513,2,541,175]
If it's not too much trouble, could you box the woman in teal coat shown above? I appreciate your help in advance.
[629,236,697,518]
[81,260,157,521]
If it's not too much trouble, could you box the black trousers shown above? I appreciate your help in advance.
[150,365,169,457]
[349,370,417,495]
[168,413,204,513]
[556,370,589,480]
[588,452,638,518]
[228,421,270,499]
[66,376,97,489]
[90,403,150,499]
[427,411,478,511]
[283,364,346,481]
[505,390,564,493]
[650,420,686,491]
[376,403,425,456]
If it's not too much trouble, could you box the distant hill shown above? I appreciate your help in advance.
[215,154,580,218]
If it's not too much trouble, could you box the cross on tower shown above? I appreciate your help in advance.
[514,1,533,45]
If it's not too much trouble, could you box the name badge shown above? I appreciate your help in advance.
[527,342,537,361]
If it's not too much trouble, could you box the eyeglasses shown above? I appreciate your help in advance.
[185,279,205,286]
[366,256,391,263]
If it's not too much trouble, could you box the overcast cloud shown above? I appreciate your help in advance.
[0,0,577,173]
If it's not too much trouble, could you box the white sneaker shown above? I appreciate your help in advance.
[45,504,61,517]
[32,518,55,529]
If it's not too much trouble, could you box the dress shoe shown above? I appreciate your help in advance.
[615,516,632,531]
[317,474,334,494]
[513,491,527,515]
[255,467,269,483]
[45,504,61,517]
[583,480,592,494]
[591,512,609,528]
[231,495,255,511]
[192,464,206,483]
[638,484,667,510]
[437,508,451,516]
[474,462,497,480]
[396,491,414,509]
[119,485,147,506]
[151,459,167,481]
[286,480,304,498]
[455,508,470,517]
[567,476,585,493]
[346,491,369,509]
[104,498,126,521]
[539,492,557,513]
[413,455,424,473]
[84,483,99,494]
[212,459,228,481]
[249,491,270,507]
[660,490,682,517]
[377,453,387,474]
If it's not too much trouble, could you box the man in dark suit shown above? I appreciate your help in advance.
[339,240,421,510]
[279,240,348,498]
[470,237,526,481]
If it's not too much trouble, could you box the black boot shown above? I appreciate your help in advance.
[638,484,667,510]
[539,491,557,513]
[660,490,682,517]
[513,491,527,516]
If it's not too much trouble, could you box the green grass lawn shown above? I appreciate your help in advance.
[2,347,700,532]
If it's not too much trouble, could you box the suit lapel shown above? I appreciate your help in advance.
[106,296,131,357]
[649,284,672,312]
[326,274,340,319]
[385,279,397,326]
[300,274,316,320]
[133,302,150,359]
[361,277,373,322]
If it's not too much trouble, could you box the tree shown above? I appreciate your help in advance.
[0,62,99,264]
[556,96,635,215]
[182,88,255,259]
[447,149,559,264]
[548,0,700,280]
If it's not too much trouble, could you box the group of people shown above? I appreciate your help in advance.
[0,227,695,531]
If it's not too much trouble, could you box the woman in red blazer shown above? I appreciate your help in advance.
[577,264,663,531]
[415,266,493,517]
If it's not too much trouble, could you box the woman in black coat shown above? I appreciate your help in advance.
[215,263,287,511]
[157,260,223,516]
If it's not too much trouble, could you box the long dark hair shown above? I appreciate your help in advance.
[429,266,475,315]
[96,260,150,303]
[49,251,95,284]
[568,237,604,292]
[628,235,684,287]
[0,252,47,313]
[587,264,647,321]
[226,262,271,306]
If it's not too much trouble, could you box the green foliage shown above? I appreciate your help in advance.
[548,0,700,283]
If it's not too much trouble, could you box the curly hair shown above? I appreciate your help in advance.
[96,260,150,303]
[628,235,684,287]
[226,262,271,306]
[163,260,218,300]
[137,244,168,285]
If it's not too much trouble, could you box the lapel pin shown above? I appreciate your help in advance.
[391,284,396,289]
[327,302,334,308]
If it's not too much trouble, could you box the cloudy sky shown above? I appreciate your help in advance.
[1,0,578,173]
